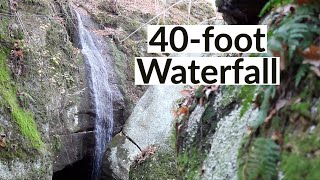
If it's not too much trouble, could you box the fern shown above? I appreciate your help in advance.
[243,138,280,180]
[295,64,309,87]
[270,6,320,63]
[259,0,294,17]
[250,86,275,129]
[239,86,257,118]
[238,5,320,180]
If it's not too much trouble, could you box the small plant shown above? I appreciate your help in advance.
[134,145,158,164]
[239,138,280,180]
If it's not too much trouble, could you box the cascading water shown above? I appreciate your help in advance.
[75,10,113,180]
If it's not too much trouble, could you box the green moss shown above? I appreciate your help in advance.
[290,102,311,119]
[219,85,239,108]
[195,85,205,98]
[169,127,177,150]
[0,49,43,150]
[108,39,128,86]
[0,147,28,161]
[238,85,256,118]
[282,134,320,180]
[130,149,177,179]
[201,105,215,124]
[0,13,14,46]
[178,147,204,180]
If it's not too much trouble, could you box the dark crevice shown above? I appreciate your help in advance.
[217,0,269,24]
[122,131,142,151]
[77,110,97,118]
[72,129,94,134]
[53,157,93,180]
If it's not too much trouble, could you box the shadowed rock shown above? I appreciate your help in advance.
[216,0,269,24]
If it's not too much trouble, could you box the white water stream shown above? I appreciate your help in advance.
[75,11,113,180]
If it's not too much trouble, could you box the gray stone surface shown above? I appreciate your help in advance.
[201,107,259,180]
[102,85,184,180]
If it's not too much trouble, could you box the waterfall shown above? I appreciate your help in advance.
[75,11,114,180]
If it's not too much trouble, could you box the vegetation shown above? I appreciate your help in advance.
[238,2,320,180]
[0,1,44,151]
[0,48,44,150]
[177,147,206,180]
[238,85,257,118]
[130,148,177,180]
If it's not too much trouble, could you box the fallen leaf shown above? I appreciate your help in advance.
[300,45,320,60]
[178,106,189,116]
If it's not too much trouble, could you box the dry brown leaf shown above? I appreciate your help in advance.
[135,145,158,164]
[178,106,189,116]
[301,45,320,60]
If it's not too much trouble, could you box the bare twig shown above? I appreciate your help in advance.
[120,0,187,42]
[188,0,192,24]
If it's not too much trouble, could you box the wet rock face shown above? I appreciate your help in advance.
[53,132,95,172]
[216,0,269,24]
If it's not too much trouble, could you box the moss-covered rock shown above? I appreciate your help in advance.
[0,0,95,178]
[282,133,320,180]
[130,147,177,180]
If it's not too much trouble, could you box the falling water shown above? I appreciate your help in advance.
[75,11,113,179]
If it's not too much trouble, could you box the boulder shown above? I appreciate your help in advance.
[102,85,183,180]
